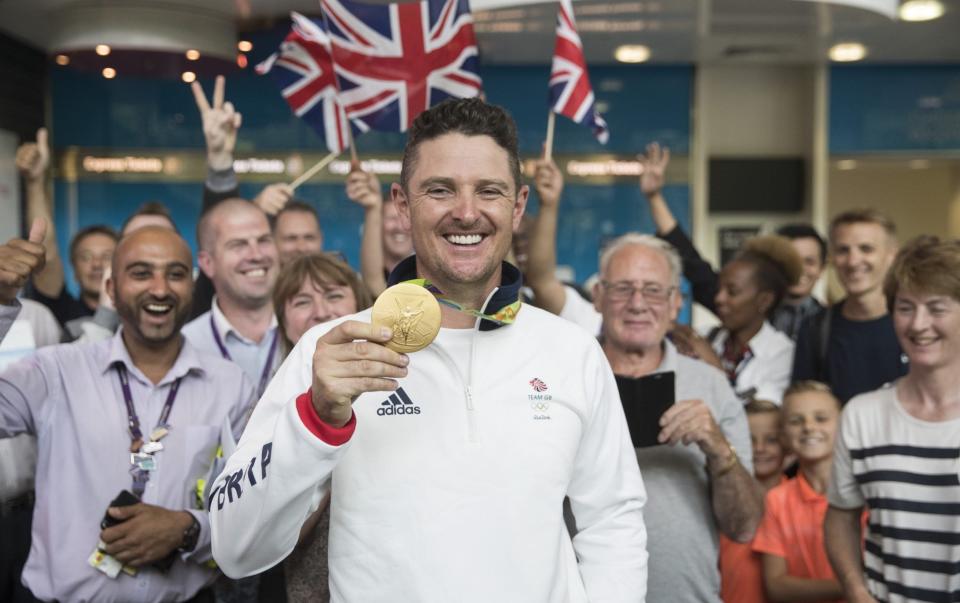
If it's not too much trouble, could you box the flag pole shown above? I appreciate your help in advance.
[347,127,359,167]
[290,150,341,191]
[544,110,556,162]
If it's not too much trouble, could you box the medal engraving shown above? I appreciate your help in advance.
[371,283,442,353]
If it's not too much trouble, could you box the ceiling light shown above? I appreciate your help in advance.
[614,45,651,63]
[899,0,944,21]
[237,53,249,68]
[95,44,111,56]
[237,40,253,52]
[102,67,117,79]
[836,159,857,170]
[55,54,70,66]
[185,49,200,61]
[829,42,867,62]
[182,71,197,83]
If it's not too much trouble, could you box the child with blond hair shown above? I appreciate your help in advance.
[753,381,845,602]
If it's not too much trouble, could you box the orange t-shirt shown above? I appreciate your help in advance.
[752,472,841,603]
[719,535,768,603]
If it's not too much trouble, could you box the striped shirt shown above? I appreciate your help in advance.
[829,385,960,603]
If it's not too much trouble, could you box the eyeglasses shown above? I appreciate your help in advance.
[601,281,675,304]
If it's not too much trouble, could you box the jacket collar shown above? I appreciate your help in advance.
[387,255,523,332]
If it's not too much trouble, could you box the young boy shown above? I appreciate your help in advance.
[720,399,786,603]
[752,381,844,603]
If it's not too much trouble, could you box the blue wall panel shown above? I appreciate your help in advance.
[830,65,960,153]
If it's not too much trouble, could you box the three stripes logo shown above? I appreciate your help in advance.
[376,387,421,416]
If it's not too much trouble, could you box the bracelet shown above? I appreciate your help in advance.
[710,442,739,478]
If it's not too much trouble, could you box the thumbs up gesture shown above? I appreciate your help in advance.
[15,128,50,182]
[0,218,48,305]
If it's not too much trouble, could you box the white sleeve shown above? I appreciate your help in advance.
[752,340,794,404]
[567,341,648,602]
[208,329,353,577]
[828,404,865,509]
[558,285,603,337]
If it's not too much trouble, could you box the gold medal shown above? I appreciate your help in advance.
[371,283,442,353]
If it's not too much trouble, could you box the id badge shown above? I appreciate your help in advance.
[130,452,157,471]
[89,548,122,579]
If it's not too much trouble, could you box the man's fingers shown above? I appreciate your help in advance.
[213,74,225,109]
[28,217,47,244]
[36,128,48,154]
[340,376,400,395]
[233,112,243,130]
[321,319,393,346]
[661,146,671,166]
[190,81,210,114]
[331,358,409,380]
[660,398,700,425]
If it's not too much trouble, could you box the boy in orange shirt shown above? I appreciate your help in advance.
[752,381,844,602]
[720,399,786,603]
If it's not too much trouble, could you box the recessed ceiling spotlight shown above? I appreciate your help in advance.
[182,71,197,83]
[614,45,651,63]
[899,0,944,22]
[237,53,249,68]
[237,40,253,52]
[185,49,200,61]
[102,67,117,79]
[95,44,111,56]
[829,42,867,62]
[55,54,70,66]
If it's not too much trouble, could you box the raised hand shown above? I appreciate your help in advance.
[311,321,409,428]
[345,166,383,210]
[15,128,50,182]
[254,183,294,216]
[639,142,670,197]
[191,75,242,171]
[532,157,563,209]
[0,218,47,305]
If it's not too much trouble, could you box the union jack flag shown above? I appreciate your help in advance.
[256,12,353,154]
[320,0,483,133]
[549,0,609,144]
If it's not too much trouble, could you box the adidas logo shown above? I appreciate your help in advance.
[376,387,421,416]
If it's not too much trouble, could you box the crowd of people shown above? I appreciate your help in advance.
[0,80,958,603]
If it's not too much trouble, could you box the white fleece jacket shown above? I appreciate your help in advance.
[208,304,648,602]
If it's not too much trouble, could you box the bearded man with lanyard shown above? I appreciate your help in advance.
[208,98,647,602]
[183,198,281,400]
[0,225,253,602]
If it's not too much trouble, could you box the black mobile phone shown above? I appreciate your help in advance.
[616,371,676,449]
[100,489,141,530]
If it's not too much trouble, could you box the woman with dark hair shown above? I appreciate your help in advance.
[672,235,802,404]
[272,253,373,603]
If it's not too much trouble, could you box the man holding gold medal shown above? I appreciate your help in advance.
[209,98,648,601]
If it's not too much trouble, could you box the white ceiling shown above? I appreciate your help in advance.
[0,0,958,65]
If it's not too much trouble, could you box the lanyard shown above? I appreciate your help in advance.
[116,365,181,496]
[209,315,279,397]
[404,279,521,326]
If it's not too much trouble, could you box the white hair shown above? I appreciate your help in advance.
[598,233,682,288]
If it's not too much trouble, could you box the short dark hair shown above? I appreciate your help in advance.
[400,97,522,191]
[775,223,826,265]
[121,201,177,234]
[276,200,321,225]
[69,225,118,264]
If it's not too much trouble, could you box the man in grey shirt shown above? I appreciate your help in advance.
[591,233,763,602]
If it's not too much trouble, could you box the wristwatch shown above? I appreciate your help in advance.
[178,513,201,553]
